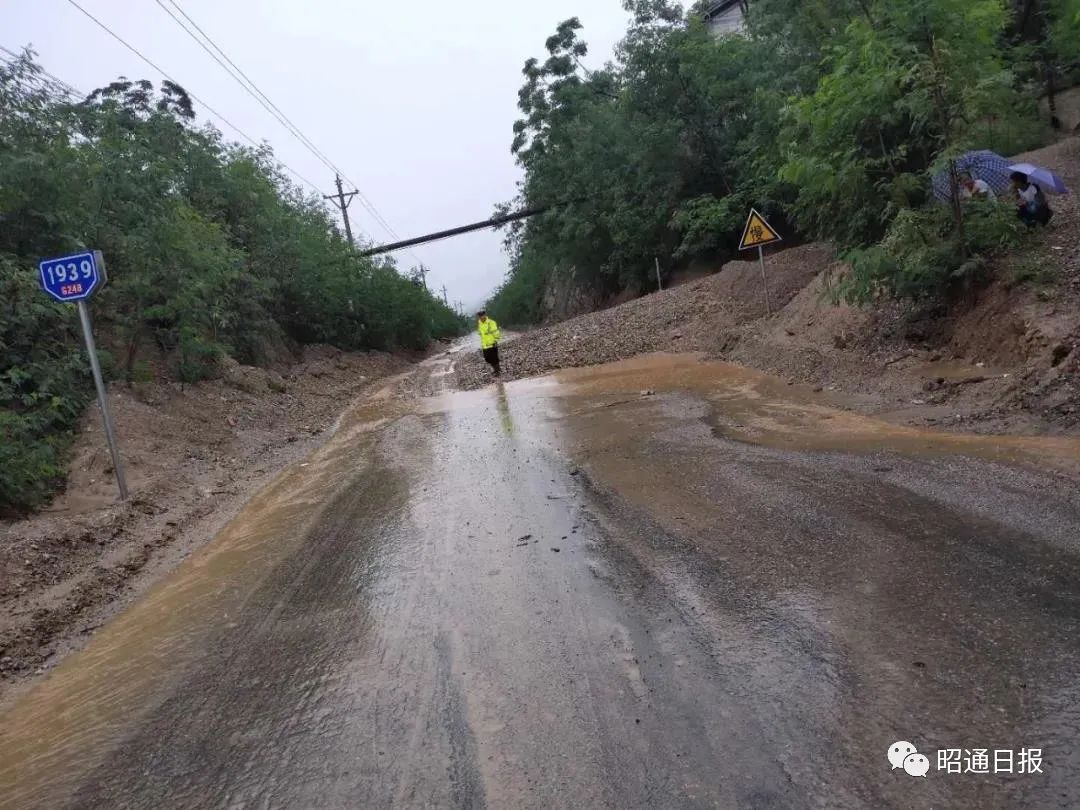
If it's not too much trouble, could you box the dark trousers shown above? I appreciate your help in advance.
[1018,201,1053,227]
[482,345,500,374]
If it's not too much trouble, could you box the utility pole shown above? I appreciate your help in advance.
[324,174,358,246]
[419,264,430,290]
[441,285,448,304]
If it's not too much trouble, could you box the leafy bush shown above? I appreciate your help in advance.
[0,255,95,513]
[0,411,73,516]
[837,202,1025,304]
[177,328,222,383]
[671,195,747,260]
[1008,258,1059,289]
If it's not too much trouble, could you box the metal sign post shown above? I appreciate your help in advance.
[757,245,772,316]
[76,298,128,500]
[38,250,128,501]
[738,208,783,318]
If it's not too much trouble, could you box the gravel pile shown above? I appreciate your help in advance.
[454,244,835,390]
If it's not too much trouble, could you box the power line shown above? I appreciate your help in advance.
[159,0,345,179]
[150,0,370,241]
[154,0,399,238]
[61,0,326,195]
[3,45,433,270]
[152,0,424,263]
[153,0,339,176]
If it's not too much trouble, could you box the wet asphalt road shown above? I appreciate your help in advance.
[3,353,1080,809]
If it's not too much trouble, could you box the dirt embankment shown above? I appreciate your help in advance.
[0,346,413,702]
[457,139,1080,435]
[455,243,834,387]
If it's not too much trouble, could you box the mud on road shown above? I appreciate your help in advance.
[2,351,1080,808]
[0,347,412,702]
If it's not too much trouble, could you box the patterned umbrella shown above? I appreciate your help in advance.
[932,150,1014,201]
[1007,163,1070,195]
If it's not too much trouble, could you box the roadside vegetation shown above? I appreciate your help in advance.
[488,0,1080,324]
[0,53,464,514]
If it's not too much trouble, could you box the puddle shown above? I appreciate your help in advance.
[547,354,1080,474]
[421,353,1078,473]
[905,359,1009,381]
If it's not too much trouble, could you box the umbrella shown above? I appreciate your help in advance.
[932,150,1014,201]
[1007,163,1070,195]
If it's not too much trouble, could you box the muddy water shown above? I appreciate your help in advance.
[550,353,1080,473]
[0,386,410,808]
[546,355,1080,808]
[2,351,1079,809]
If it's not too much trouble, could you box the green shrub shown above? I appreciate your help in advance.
[0,255,95,514]
[1008,258,1058,289]
[177,328,222,383]
[0,411,73,516]
[837,202,1025,304]
[671,195,747,260]
[129,360,156,384]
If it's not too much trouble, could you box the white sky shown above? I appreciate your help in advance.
[4,0,632,311]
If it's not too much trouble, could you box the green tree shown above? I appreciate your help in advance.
[492,3,799,322]
[777,0,1045,301]
[0,49,464,513]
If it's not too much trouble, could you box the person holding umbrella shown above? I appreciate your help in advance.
[960,172,996,202]
[932,150,1014,202]
[1010,170,1054,227]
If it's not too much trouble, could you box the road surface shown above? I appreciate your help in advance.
[3,352,1080,808]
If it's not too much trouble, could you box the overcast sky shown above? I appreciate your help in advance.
[5,0,632,310]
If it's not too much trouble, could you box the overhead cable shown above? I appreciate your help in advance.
[62,0,326,195]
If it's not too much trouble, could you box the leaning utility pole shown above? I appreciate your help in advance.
[324,174,358,245]
[359,203,554,256]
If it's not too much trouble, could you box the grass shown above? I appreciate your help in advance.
[1006,257,1059,289]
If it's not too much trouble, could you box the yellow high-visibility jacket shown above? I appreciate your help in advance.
[478,318,501,349]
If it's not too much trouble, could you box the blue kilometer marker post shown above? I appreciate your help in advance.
[39,251,103,302]
[37,251,128,501]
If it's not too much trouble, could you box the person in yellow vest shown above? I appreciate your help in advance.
[477,310,501,376]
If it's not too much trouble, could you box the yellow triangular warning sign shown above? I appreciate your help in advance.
[739,208,782,251]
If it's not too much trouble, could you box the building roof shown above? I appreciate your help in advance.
[703,0,743,17]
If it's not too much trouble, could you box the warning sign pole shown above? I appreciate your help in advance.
[739,208,782,319]
[757,245,772,316]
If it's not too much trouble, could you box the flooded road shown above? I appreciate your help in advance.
[2,353,1080,808]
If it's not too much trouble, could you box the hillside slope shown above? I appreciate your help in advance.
[457,139,1080,435]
